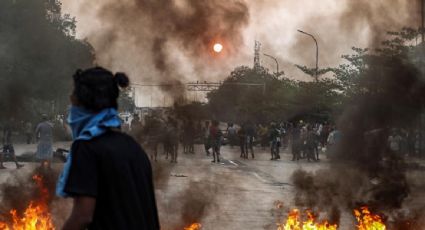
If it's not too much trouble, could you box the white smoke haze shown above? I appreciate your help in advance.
[61,0,420,106]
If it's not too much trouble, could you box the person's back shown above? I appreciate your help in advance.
[269,127,280,141]
[36,121,53,141]
[65,130,159,229]
[58,67,159,230]
[209,125,220,142]
[227,126,236,136]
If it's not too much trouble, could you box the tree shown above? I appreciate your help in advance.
[0,0,94,121]
[172,102,209,121]
[207,66,284,123]
[294,65,333,80]
[207,65,341,123]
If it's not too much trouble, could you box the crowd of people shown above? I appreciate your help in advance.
[135,116,224,164]
[224,121,342,162]
[129,114,345,164]
[125,114,425,165]
[2,112,423,168]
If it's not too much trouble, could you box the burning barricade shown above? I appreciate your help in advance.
[0,175,54,230]
[276,202,390,230]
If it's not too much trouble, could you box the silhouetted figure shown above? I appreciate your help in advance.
[58,67,159,230]
[209,120,222,163]
[291,123,302,161]
[35,115,53,168]
[269,123,280,160]
[0,118,24,169]
[238,125,247,159]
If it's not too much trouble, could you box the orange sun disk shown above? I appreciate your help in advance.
[213,43,223,53]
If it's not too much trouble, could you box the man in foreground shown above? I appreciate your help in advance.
[57,67,160,230]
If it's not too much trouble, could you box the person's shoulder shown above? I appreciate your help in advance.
[94,130,135,142]
[74,131,141,151]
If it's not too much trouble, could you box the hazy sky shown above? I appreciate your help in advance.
[61,0,420,107]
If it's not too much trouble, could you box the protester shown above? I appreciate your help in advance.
[305,125,318,161]
[143,116,163,162]
[35,115,54,168]
[245,121,256,159]
[269,123,281,160]
[0,118,24,169]
[291,122,302,161]
[327,126,341,145]
[226,123,237,148]
[238,124,247,159]
[164,118,179,163]
[183,119,195,154]
[209,120,223,163]
[278,122,287,149]
[327,125,342,155]
[258,123,269,150]
[299,122,308,158]
[58,67,160,230]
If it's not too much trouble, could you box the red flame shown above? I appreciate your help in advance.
[0,174,54,230]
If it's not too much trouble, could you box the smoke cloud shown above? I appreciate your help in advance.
[289,48,425,228]
[61,0,422,105]
[75,0,249,102]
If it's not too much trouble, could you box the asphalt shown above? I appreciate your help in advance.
[0,142,424,229]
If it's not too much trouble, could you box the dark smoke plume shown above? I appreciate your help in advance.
[91,0,249,99]
[177,181,217,229]
[290,46,425,228]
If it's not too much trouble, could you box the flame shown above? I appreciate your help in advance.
[0,175,55,230]
[354,207,386,230]
[278,209,337,230]
[184,223,202,230]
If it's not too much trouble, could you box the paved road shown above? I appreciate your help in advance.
[0,143,382,229]
[153,144,340,230]
[1,142,424,229]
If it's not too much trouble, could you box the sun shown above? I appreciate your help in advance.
[213,43,223,53]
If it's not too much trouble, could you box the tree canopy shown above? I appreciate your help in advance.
[207,66,341,124]
[0,0,94,121]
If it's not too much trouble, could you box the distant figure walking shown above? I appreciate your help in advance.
[210,120,223,163]
[245,121,256,159]
[0,118,24,169]
[35,115,53,167]
[238,125,247,159]
[269,123,281,160]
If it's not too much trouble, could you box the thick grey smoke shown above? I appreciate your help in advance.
[290,49,425,228]
[85,0,249,100]
[62,0,422,106]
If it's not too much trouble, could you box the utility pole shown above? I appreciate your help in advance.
[421,0,425,156]
[421,0,425,43]
[263,53,279,75]
[297,29,319,81]
[254,41,261,70]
